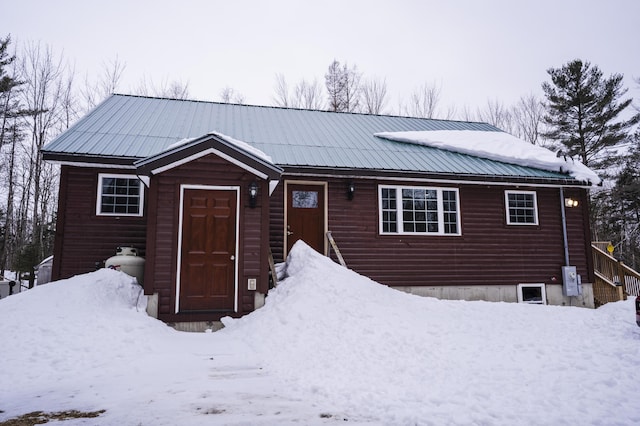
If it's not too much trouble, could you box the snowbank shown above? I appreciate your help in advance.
[1,244,638,425]
[375,130,601,185]
[223,241,637,424]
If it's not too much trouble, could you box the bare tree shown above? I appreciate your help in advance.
[456,105,477,122]
[324,59,361,112]
[135,75,190,99]
[272,73,291,107]
[361,77,388,114]
[401,81,446,119]
[293,78,324,110]
[272,73,324,110]
[510,94,548,146]
[59,69,79,131]
[82,56,126,109]
[219,86,245,104]
[19,41,66,266]
[476,99,515,133]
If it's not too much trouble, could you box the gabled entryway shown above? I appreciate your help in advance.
[135,133,282,326]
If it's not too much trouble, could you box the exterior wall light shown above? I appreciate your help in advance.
[564,197,579,208]
[347,181,355,200]
[249,181,258,208]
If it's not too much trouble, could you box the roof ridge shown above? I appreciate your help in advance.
[110,93,493,126]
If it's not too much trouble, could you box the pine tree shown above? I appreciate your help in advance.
[542,59,640,170]
[0,35,24,275]
[0,35,22,149]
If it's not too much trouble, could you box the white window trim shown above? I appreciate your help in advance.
[96,173,145,217]
[505,190,538,226]
[378,185,461,236]
[517,283,547,304]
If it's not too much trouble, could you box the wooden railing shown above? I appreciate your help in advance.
[592,243,640,306]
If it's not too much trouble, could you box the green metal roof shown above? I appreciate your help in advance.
[42,94,575,182]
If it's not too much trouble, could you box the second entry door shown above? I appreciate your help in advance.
[286,183,326,255]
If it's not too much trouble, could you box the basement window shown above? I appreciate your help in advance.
[379,185,460,236]
[517,283,546,304]
[97,174,144,217]
[505,190,538,225]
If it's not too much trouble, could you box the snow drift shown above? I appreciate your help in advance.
[1,242,639,425]
[223,241,637,424]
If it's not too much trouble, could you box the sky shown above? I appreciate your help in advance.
[3,0,640,115]
[1,242,639,424]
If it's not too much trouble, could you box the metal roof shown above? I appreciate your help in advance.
[42,94,574,182]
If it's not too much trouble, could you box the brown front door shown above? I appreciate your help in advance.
[286,183,325,255]
[178,187,237,312]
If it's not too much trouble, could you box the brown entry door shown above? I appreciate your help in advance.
[287,183,325,255]
[179,188,237,312]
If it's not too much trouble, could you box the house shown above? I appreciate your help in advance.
[42,94,597,329]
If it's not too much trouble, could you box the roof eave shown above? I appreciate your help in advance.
[280,166,592,188]
[42,151,138,168]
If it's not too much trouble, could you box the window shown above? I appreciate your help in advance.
[292,190,318,208]
[379,185,460,235]
[97,174,144,216]
[505,191,538,225]
[517,283,546,304]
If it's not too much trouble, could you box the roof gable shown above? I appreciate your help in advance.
[134,133,282,181]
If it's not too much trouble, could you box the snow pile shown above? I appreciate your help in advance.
[0,270,167,390]
[2,243,639,425]
[375,130,601,185]
[223,241,638,424]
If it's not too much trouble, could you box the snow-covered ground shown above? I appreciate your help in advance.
[1,241,638,425]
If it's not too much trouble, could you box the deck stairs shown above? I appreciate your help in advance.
[592,242,640,307]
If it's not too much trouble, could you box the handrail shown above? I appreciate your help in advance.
[593,270,617,287]
[326,231,347,267]
[592,241,612,253]
[591,243,640,306]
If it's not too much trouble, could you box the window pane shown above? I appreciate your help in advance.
[381,188,398,233]
[292,191,318,208]
[380,186,459,235]
[100,176,142,215]
[507,192,536,224]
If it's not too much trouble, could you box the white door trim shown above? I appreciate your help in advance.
[175,184,240,314]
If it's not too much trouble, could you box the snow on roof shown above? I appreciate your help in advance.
[210,131,274,164]
[166,131,274,164]
[375,130,601,185]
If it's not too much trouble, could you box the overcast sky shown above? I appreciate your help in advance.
[3,0,640,116]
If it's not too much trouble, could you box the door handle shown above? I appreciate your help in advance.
[230,255,235,260]
[287,231,293,236]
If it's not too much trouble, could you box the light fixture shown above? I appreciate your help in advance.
[564,197,579,208]
[347,181,355,200]
[249,181,258,208]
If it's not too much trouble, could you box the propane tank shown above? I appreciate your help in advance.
[105,246,145,285]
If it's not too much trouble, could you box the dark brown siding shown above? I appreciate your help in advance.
[52,166,147,281]
[270,177,593,290]
[144,154,269,323]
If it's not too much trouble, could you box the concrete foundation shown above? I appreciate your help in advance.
[254,292,266,309]
[146,293,159,318]
[394,283,594,308]
[169,321,224,332]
